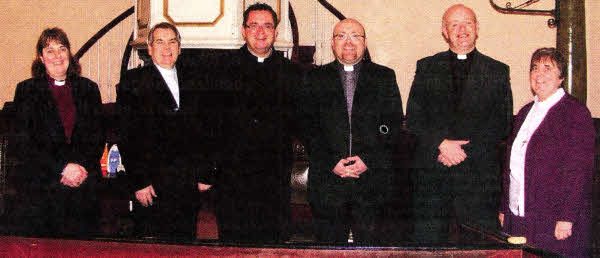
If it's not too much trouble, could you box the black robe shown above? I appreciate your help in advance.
[406,49,513,241]
[205,45,302,242]
[10,75,105,237]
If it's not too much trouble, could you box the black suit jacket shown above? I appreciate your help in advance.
[13,75,105,195]
[117,63,210,197]
[299,60,404,206]
[406,49,512,170]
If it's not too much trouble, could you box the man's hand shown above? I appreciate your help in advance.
[333,158,358,178]
[135,185,157,207]
[332,156,368,178]
[554,221,573,240]
[198,183,212,192]
[438,139,469,167]
[60,163,88,188]
[498,213,504,227]
[344,156,368,177]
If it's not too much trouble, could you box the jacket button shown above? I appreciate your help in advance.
[379,124,389,134]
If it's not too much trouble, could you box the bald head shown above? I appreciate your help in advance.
[443,4,477,25]
[441,4,479,54]
[334,19,365,36]
[331,18,367,66]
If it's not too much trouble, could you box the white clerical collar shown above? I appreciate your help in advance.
[250,48,272,63]
[534,88,565,109]
[54,80,66,86]
[154,63,177,74]
[256,51,272,63]
[344,65,354,72]
[457,54,467,60]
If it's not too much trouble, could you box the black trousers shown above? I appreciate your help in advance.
[215,192,286,243]
[214,165,290,243]
[132,188,200,240]
[310,200,385,245]
[412,164,500,243]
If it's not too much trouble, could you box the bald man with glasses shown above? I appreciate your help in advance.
[297,18,403,244]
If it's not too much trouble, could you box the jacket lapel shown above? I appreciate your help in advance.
[37,78,67,143]
[325,63,347,120]
[353,62,377,118]
[70,77,82,140]
[324,62,350,155]
[175,64,189,111]
[461,50,485,110]
[149,65,178,112]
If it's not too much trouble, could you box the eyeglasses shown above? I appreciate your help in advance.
[244,24,275,32]
[333,34,366,41]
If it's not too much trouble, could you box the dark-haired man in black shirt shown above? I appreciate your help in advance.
[205,3,302,242]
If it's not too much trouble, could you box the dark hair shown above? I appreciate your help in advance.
[147,22,181,46]
[530,47,566,79]
[31,27,81,78]
[243,3,278,27]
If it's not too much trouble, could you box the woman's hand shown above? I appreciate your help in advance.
[498,213,504,227]
[60,163,88,187]
[554,221,573,240]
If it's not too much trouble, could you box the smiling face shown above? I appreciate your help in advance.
[242,10,277,58]
[530,57,564,101]
[442,5,478,55]
[40,40,70,80]
[331,19,366,66]
[148,28,180,69]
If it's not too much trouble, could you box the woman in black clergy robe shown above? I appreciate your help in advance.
[9,28,105,237]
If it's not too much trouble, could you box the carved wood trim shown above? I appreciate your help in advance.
[163,0,225,26]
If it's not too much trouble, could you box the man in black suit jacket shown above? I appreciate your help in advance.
[406,4,513,243]
[298,18,403,244]
[117,22,213,239]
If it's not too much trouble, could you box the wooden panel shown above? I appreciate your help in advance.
[164,0,224,26]
[0,236,540,257]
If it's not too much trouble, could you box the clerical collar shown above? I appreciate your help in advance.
[252,49,272,63]
[450,49,475,60]
[47,75,67,87]
[338,61,362,72]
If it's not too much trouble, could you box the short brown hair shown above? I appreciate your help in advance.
[147,22,181,46]
[530,47,566,79]
[31,27,81,78]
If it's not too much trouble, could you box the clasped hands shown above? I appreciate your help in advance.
[437,139,469,167]
[333,156,367,178]
[135,183,212,207]
[60,163,87,187]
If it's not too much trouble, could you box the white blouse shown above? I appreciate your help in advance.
[509,88,565,217]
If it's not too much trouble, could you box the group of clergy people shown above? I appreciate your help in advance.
[9,2,593,257]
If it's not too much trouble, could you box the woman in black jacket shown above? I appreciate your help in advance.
[10,27,105,237]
